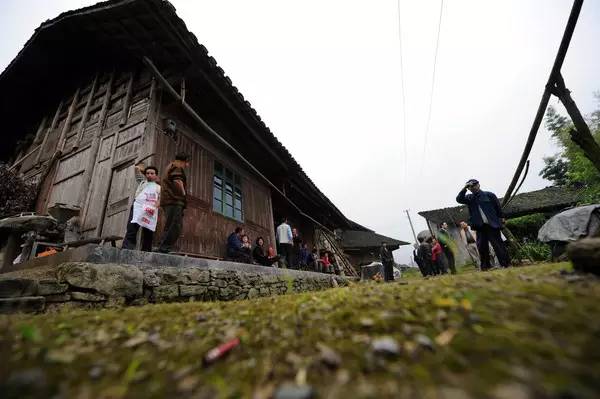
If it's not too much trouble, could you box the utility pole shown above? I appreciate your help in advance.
[405,209,418,245]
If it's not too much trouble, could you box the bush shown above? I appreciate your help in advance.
[0,163,37,219]
[506,213,547,242]
[514,241,551,262]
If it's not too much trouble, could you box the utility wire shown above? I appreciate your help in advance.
[420,0,444,175]
[396,0,408,182]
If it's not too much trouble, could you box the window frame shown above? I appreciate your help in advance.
[213,161,244,222]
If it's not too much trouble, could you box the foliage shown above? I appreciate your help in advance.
[0,163,37,219]
[514,241,551,262]
[541,95,600,203]
[505,213,547,242]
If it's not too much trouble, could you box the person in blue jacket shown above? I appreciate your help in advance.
[456,179,510,270]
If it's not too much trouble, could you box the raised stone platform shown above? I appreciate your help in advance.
[0,245,349,313]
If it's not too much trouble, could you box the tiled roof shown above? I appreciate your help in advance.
[418,186,583,224]
[0,0,362,229]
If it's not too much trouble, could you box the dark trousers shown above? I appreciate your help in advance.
[443,247,457,274]
[383,261,394,282]
[476,225,510,269]
[122,206,154,252]
[158,205,184,253]
[278,243,293,268]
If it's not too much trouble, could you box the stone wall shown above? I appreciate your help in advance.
[0,262,348,313]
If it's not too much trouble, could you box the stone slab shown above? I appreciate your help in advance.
[5,244,346,282]
[0,278,38,298]
[0,296,45,313]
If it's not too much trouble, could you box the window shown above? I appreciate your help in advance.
[213,161,243,221]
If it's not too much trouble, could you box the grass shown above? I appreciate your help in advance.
[1,262,599,398]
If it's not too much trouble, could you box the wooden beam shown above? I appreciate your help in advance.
[140,0,290,171]
[80,72,115,220]
[119,72,134,127]
[181,77,186,103]
[502,0,583,205]
[143,56,335,235]
[74,74,99,149]
[58,87,81,152]
[35,101,63,165]
[33,116,48,145]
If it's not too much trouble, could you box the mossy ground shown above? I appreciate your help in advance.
[1,263,599,398]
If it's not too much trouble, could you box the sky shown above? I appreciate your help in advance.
[1,0,599,264]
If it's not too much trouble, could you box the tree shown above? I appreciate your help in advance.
[0,163,37,219]
[541,94,600,203]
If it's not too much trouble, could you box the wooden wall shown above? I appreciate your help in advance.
[14,66,281,259]
[17,68,156,239]
[154,104,275,258]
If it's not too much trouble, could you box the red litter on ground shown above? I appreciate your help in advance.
[203,337,240,366]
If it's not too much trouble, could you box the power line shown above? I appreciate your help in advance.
[420,0,444,175]
[396,0,408,182]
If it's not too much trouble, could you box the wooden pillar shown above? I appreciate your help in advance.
[120,72,134,127]
[74,74,99,149]
[33,117,48,145]
[35,101,63,165]
[58,88,81,152]
[79,72,115,218]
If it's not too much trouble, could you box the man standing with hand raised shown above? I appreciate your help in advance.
[456,179,510,270]
[122,162,161,252]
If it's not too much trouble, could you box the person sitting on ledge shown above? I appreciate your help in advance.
[252,237,280,267]
[298,242,310,270]
[239,234,253,264]
[308,247,320,272]
[320,251,332,273]
[226,227,246,262]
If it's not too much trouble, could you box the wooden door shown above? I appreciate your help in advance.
[47,148,90,208]
[81,135,115,235]
[101,161,135,238]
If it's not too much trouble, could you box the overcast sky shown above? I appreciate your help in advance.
[1,0,599,263]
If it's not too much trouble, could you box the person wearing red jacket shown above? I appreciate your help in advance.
[320,252,331,273]
[431,237,448,275]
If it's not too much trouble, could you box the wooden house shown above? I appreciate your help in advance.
[0,0,399,273]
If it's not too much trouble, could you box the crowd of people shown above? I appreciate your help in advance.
[225,219,342,274]
[413,178,511,276]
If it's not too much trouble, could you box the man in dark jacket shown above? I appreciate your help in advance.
[456,179,510,270]
[226,227,245,261]
[158,152,190,253]
[379,242,395,282]
[416,237,434,276]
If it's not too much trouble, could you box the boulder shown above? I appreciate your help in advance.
[179,285,207,297]
[71,292,106,302]
[567,238,600,275]
[57,263,143,297]
[37,280,68,296]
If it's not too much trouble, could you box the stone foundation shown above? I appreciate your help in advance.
[0,255,349,313]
